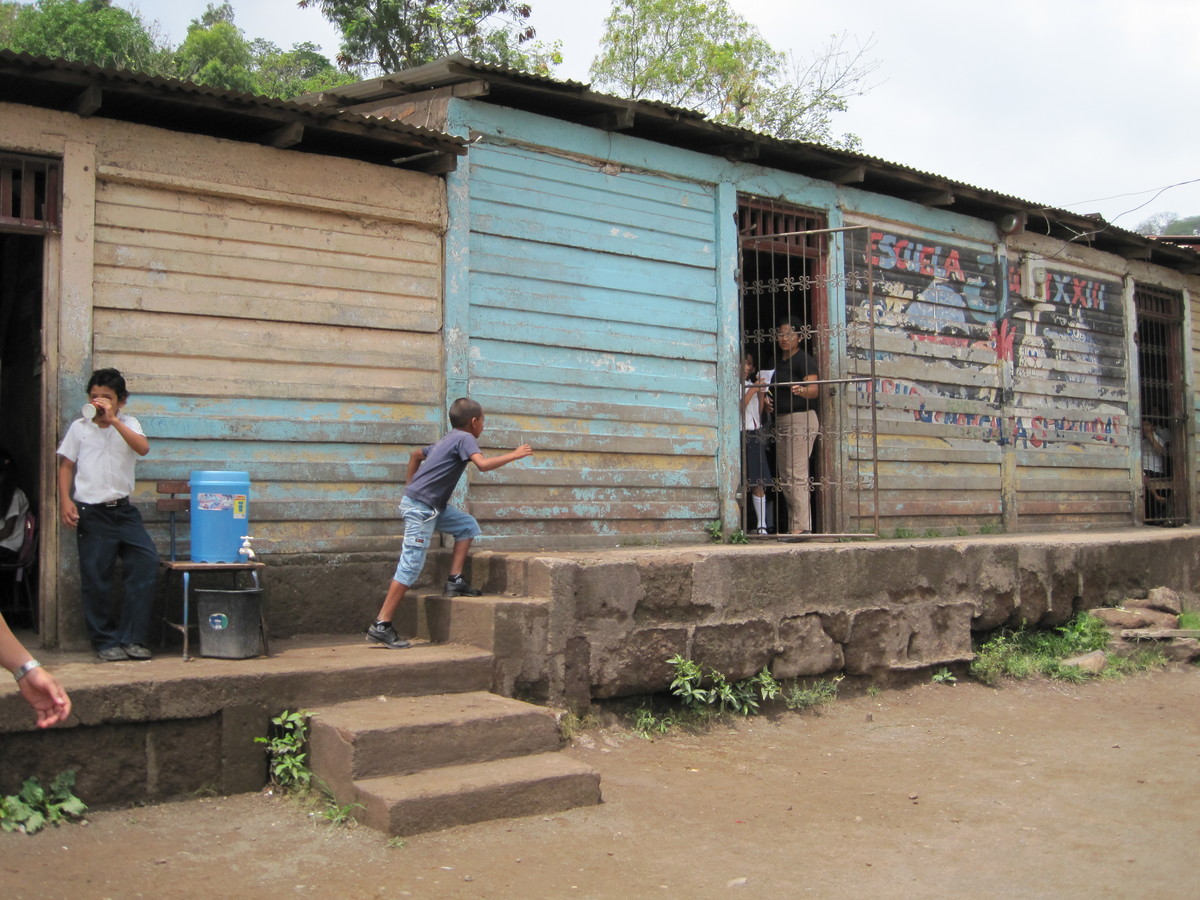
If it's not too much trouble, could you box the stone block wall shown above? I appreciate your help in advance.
[471,531,1200,709]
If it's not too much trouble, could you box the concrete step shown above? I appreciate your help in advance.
[416,593,550,651]
[355,751,602,837]
[308,691,564,800]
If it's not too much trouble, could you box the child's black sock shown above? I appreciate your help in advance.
[374,620,391,628]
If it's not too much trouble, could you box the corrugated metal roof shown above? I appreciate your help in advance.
[309,54,1197,273]
[0,50,465,172]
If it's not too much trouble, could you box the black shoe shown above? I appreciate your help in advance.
[122,643,152,660]
[365,622,411,649]
[97,646,128,661]
[444,576,482,596]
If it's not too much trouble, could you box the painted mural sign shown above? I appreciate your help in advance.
[856,229,1000,337]
[846,229,1128,450]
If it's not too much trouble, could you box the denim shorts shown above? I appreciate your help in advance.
[392,496,482,586]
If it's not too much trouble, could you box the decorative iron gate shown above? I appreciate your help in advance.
[737,197,878,538]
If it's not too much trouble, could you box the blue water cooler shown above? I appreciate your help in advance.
[189,471,250,563]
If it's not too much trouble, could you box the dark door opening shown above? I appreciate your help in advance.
[1,232,45,627]
[1134,284,1188,527]
[737,197,828,536]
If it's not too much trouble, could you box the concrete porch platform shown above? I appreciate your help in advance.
[2,528,1197,811]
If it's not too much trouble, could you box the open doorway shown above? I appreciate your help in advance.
[737,197,828,535]
[1,153,59,630]
[1134,283,1188,527]
[0,232,45,627]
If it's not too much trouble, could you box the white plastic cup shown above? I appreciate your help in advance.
[82,403,97,419]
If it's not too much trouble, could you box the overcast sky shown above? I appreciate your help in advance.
[122,0,1199,230]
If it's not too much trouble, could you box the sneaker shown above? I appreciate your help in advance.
[444,576,482,597]
[97,646,128,661]
[365,622,411,649]
[122,643,153,660]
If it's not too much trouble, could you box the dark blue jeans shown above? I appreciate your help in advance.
[76,501,159,650]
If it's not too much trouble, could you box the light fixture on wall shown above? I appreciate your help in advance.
[998,212,1026,235]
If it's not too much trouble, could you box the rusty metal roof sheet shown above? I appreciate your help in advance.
[0,50,465,173]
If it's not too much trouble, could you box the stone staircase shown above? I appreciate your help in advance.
[308,588,600,838]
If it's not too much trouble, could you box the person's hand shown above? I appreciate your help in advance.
[60,500,79,528]
[513,443,534,460]
[18,667,72,728]
[91,397,115,425]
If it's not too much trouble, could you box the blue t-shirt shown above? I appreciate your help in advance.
[403,429,481,510]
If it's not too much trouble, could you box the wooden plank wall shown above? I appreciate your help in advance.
[1009,265,1131,528]
[91,175,445,556]
[844,222,1007,532]
[462,143,721,546]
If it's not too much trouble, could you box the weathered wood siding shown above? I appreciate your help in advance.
[90,159,446,555]
[844,221,1006,531]
[460,142,721,546]
[1008,263,1131,528]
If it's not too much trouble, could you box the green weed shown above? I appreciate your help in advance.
[1179,611,1200,630]
[892,527,916,539]
[631,704,675,738]
[0,770,87,835]
[320,801,364,828]
[931,667,957,684]
[978,523,1004,534]
[705,520,724,543]
[728,528,749,544]
[255,709,312,791]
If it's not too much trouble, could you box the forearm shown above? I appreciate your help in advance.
[115,419,150,456]
[474,444,533,472]
[0,614,34,673]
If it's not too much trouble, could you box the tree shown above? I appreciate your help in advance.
[251,39,359,98]
[296,0,560,75]
[1136,212,1200,237]
[173,2,256,92]
[589,0,876,148]
[0,0,164,72]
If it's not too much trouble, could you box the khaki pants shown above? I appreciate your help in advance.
[777,410,819,533]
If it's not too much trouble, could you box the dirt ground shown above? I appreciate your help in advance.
[3,667,1197,900]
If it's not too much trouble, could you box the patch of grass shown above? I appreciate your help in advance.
[923,528,942,538]
[970,612,1165,685]
[782,676,842,711]
[1103,645,1169,677]
[978,523,1004,534]
[892,527,916,539]
[955,525,969,536]
[1179,611,1200,630]
[866,683,882,698]
[559,709,601,740]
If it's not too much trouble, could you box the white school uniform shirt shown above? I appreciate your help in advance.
[56,413,145,504]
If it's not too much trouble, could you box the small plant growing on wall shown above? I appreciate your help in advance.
[255,709,313,791]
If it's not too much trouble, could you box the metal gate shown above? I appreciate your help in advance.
[737,197,878,538]
[1135,283,1189,527]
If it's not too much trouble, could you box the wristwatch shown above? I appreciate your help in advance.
[12,659,41,682]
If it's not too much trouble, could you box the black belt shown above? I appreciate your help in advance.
[82,497,130,508]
